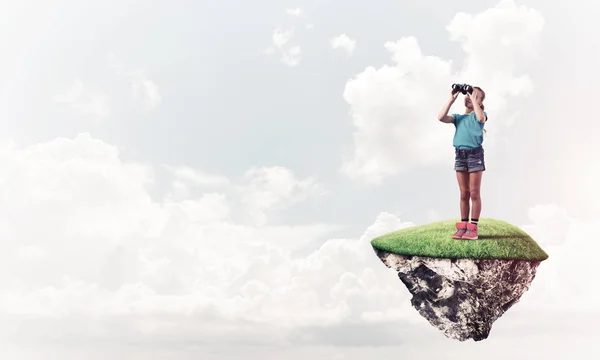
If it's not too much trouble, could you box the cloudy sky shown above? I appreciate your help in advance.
[1,0,599,358]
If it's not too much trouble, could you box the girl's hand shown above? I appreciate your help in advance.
[467,89,482,106]
[449,89,459,102]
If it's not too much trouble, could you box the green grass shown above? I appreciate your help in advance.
[371,218,549,261]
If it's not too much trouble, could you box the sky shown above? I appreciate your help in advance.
[1,0,599,358]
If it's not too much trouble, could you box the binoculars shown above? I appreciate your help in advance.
[452,83,473,95]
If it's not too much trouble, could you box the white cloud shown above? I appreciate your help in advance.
[517,204,600,312]
[286,8,302,17]
[171,165,231,188]
[108,53,162,111]
[331,34,357,55]
[445,0,543,112]
[282,45,302,67]
[341,0,544,184]
[0,133,423,346]
[54,79,110,119]
[265,28,302,66]
[0,133,595,348]
[130,70,162,111]
[108,52,122,71]
[264,46,276,55]
[520,204,570,246]
[238,166,323,225]
[306,23,314,30]
[272,28,294,49]
[165,165,231,200]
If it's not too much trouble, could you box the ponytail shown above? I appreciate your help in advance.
[474,86,486,135]
[481,102,486,135]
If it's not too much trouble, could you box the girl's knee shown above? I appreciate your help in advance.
[460,190,470,201]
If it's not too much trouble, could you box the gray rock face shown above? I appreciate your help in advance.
[374,249,541,341]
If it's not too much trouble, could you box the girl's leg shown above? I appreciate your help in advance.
[469,170,483,220]
[456,170,470,220]
[452,170,471,239]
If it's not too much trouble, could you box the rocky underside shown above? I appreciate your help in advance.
[375,249,541,341]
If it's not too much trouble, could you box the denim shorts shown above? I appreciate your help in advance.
[454,146,485,172]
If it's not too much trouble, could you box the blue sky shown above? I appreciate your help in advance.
[1,0,599,358]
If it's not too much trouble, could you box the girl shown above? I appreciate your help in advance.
[437,86,487,240]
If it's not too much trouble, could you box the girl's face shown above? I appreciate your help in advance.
[464,95,473,108]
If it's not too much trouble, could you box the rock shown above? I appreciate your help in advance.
[374,248,541,341]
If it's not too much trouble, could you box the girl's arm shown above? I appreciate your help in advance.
[437,91,459,123]
[472,103,486,123]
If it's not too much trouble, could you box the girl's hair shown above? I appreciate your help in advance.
[474,86,485,110]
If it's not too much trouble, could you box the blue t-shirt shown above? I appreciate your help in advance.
[452,111,487,149]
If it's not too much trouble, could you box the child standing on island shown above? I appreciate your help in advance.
[437,85,487,240]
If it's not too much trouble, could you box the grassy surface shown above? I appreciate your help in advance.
[371,218,549,261]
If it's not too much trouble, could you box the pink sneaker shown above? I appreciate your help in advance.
[452,222,467,239]
[461,223,478,240]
